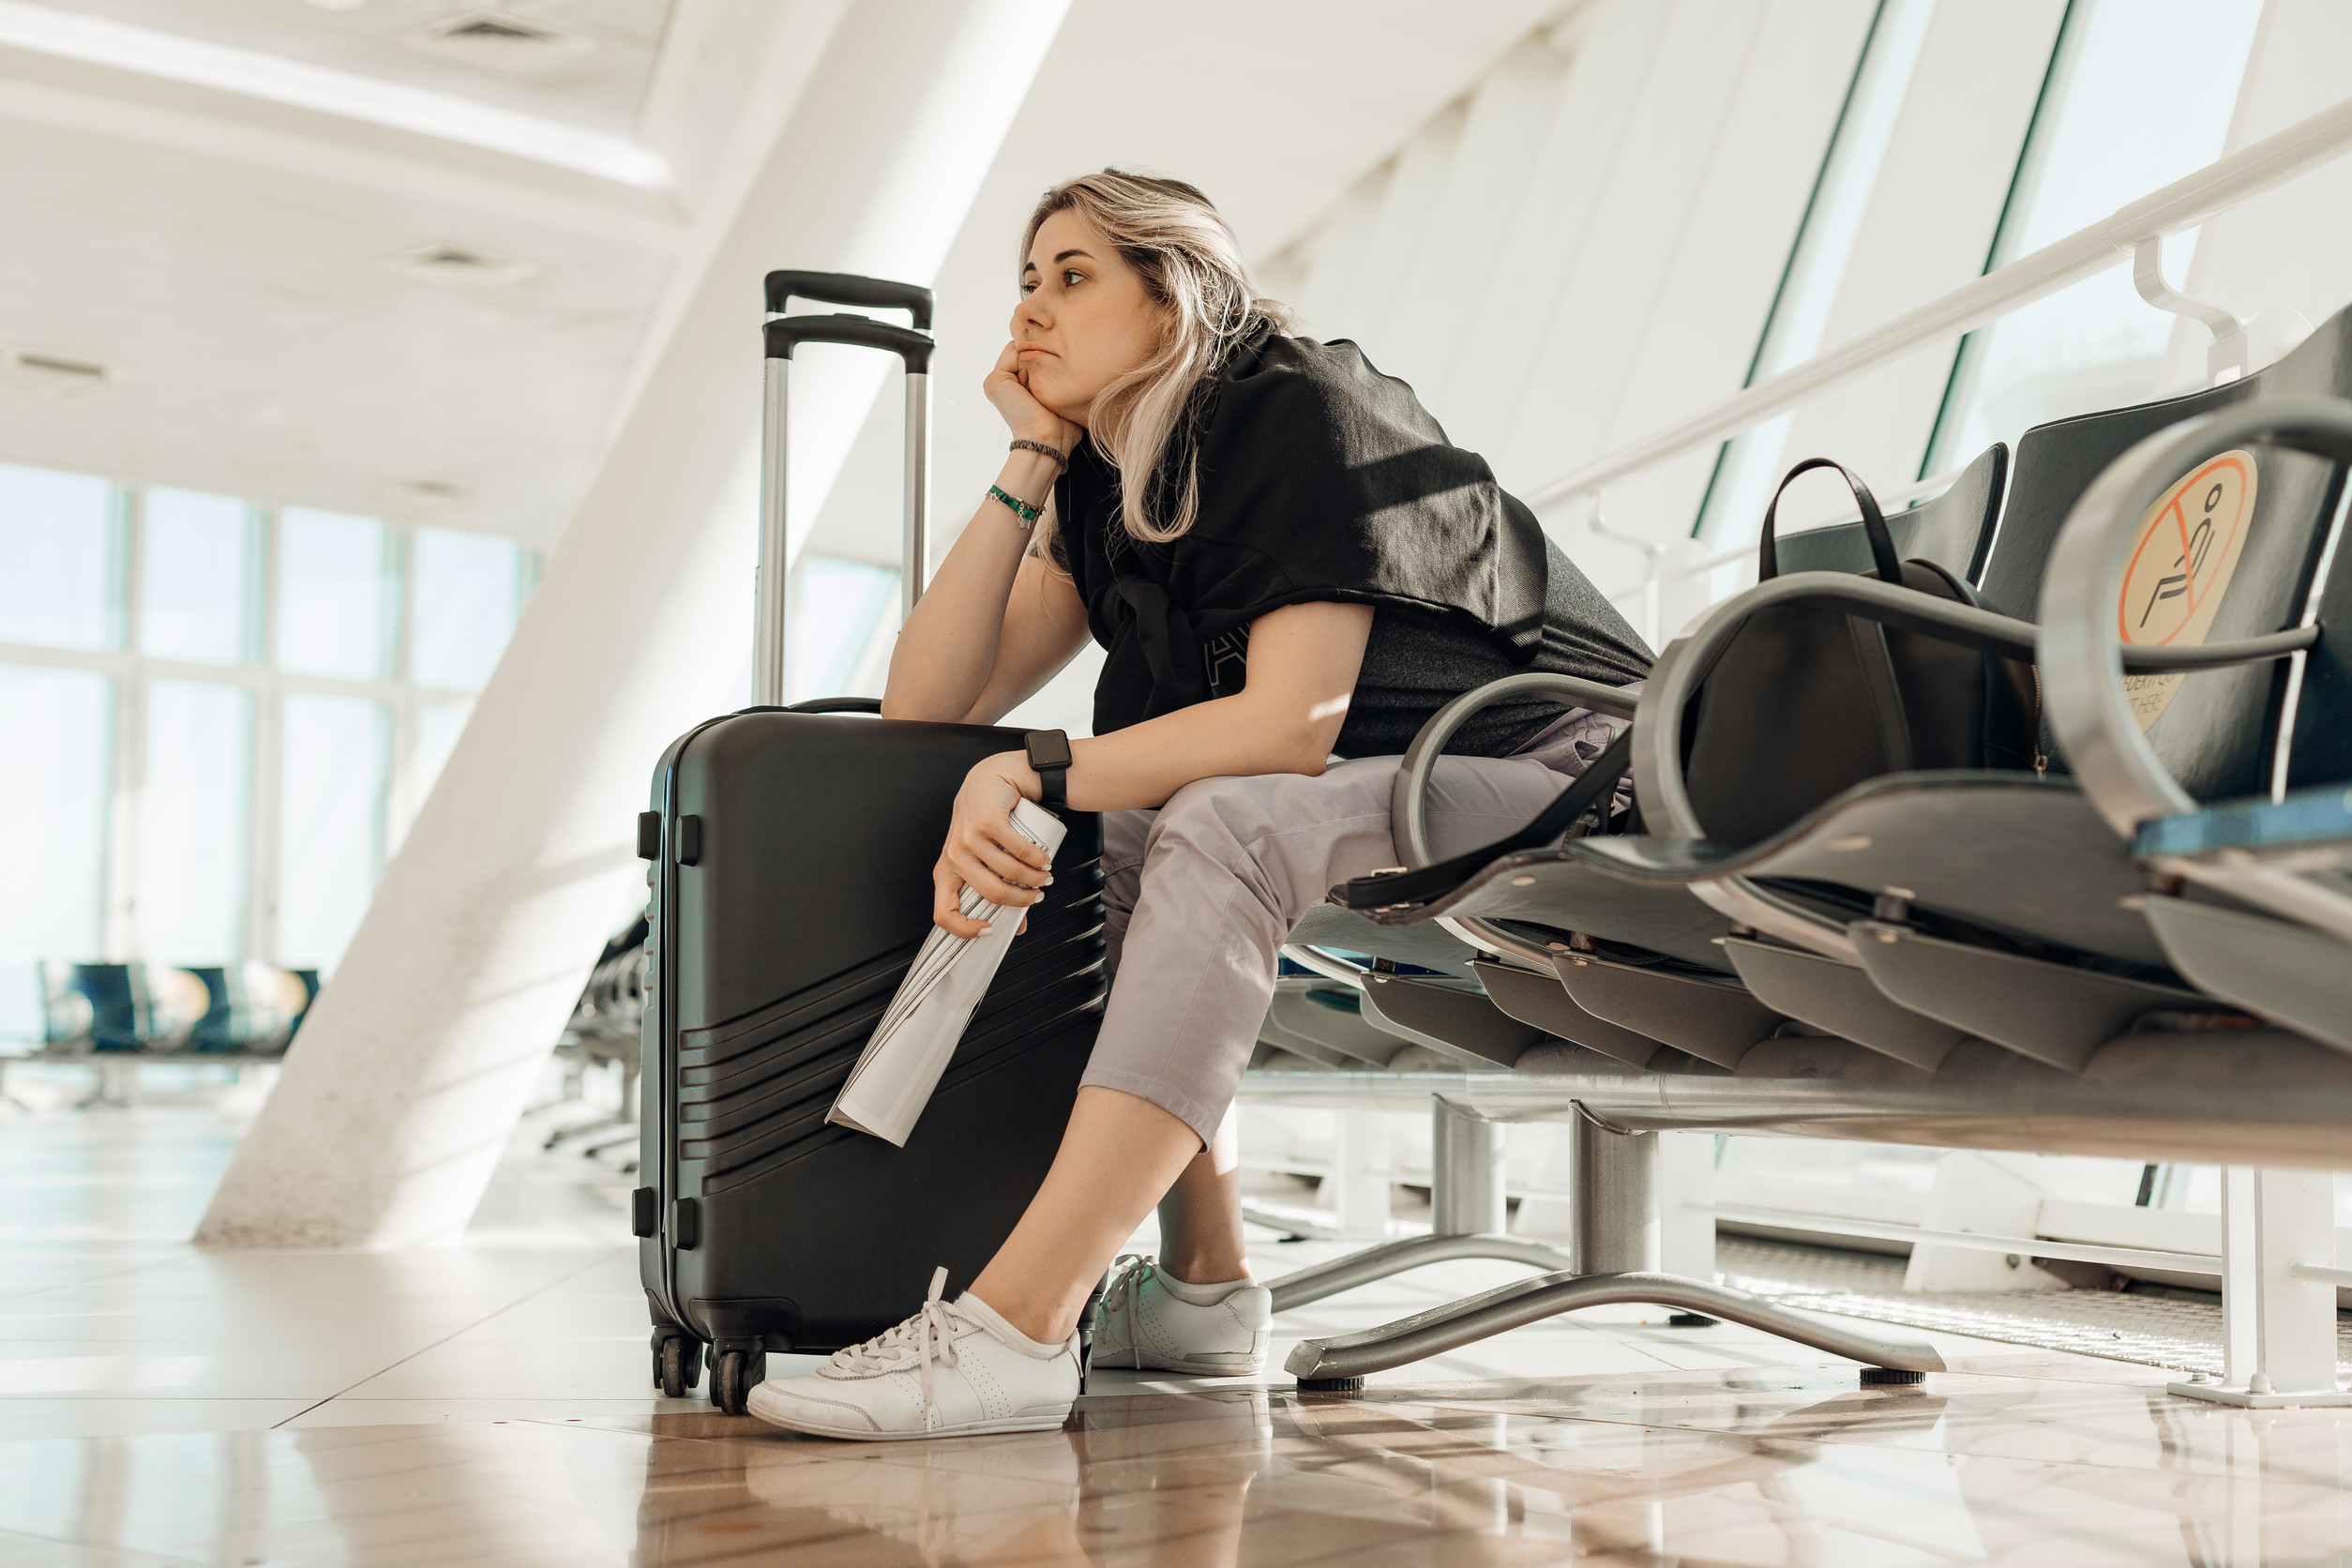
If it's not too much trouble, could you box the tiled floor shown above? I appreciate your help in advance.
[8,1359,2351,1564]
[5,1094,2351,1562]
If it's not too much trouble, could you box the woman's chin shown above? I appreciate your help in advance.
[1020,380,1081,425]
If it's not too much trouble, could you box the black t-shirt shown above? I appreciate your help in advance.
[1048,325,1651,757]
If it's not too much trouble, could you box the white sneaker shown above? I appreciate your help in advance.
[746,1268,1080,1440]
[1092,1255,1272,1375]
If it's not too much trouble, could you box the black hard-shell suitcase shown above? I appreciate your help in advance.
[632,273,1107,1413]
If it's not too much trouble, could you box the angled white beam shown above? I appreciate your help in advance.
[1372,34,1572,399]
[1434,0,1675,456]
[1286,165,1390,335]
[634,0,837,215]
[603,0,852,435]
[1330,102,1465,359]
[197,0,1070,1251]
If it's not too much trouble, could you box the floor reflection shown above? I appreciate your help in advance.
[10,1369,2352,1564]
[640,1389,1274,1567]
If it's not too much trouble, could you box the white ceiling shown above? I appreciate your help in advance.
[0,0,1559,548]
[0,112,674,535]
[45,1,677,131]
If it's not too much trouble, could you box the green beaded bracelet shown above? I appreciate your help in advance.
[988,484,1043,528]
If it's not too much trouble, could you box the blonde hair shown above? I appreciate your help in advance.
[1023,169,1293,547]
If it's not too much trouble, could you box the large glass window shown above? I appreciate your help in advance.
[0,666,113,1036]
[787,555,899,703]
[142,490,258,665]
[0,463,121,650]
[1925,0,2266,471]
[279,508,394,679]
[138,680,253,965]
[279,694,391,970]
[0,463,537,1017]
[1695,0,1936,549]
[412,527,523,690]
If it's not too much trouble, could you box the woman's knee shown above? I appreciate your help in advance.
[1138,768,1388,922]
[1143,775,1280,872]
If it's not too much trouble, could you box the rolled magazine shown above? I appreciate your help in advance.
[827,797,1066,1146]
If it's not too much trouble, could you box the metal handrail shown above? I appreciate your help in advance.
[1524,95,2352,514]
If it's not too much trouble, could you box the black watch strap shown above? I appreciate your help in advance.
[1024,729,1072,814]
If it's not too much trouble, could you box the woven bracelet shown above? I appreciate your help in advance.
[1008,438,1068,469]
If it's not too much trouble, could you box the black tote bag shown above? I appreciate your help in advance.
[1681,459,2040,847]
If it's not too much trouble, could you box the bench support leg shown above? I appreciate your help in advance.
[1575,1109,1706,1330]
[92,1060,136,1109]
[2170,1167,2352,1407]
[1266,1097,1569,1312]
[1331,1110,1393,1240]
[1432,1096,1505,1236]
[1286,1104,1938,1386]
[1571,1107,1658,1273]
[1285,1270,1947,1383]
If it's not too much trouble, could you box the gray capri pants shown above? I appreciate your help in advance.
[1077,711,1624,1144]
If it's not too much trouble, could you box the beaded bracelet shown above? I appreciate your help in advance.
[988,484,1043,528]
[1009,438,1068,469]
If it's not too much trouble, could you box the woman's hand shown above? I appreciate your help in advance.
[984,340,1080,454]
[932,753,1053,938]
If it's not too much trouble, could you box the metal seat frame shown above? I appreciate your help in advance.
[1247,392,2352,1406]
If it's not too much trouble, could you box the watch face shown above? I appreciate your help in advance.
[1028,731,1073,770]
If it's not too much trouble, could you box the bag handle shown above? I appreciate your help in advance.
[1757,458,1901,582]
[1336,729,1635,912]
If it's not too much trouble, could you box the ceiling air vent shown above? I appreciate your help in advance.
[0,348,107,398]
[395,242,539,290]
[407,9,598,74]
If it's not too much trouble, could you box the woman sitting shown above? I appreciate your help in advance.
[750,169,1651,1440]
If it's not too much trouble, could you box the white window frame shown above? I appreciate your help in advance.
[0,471,537,972]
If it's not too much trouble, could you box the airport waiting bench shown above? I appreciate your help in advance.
[544,916,651,1163]
[8,960,315,1105]
[1244,309,2352,1408]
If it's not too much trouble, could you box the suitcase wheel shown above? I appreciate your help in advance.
[657,1335,703,1398]
[710,1345,765,1415]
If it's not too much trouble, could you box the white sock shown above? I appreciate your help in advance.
[954,1291,1065,1356]
[1156,1272,1254,1306]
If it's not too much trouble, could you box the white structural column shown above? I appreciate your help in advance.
[1657,1131,1715,1281]
[1329,1110,1395,1241]
[198,0,1069,1249]
[2170,1167,2351,1407]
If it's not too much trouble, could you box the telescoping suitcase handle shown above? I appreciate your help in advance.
[765,270,933,332]
[755,273,934,708]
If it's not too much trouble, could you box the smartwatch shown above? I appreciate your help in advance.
[1024,729,1073,814]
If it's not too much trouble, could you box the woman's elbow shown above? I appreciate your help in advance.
[1279,724,1341,776]
[1230,694,1344,775]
